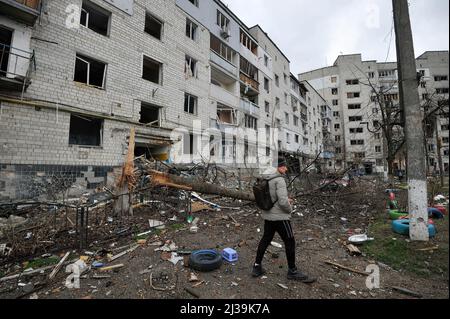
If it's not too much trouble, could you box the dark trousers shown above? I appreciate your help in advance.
[255,220,296,269]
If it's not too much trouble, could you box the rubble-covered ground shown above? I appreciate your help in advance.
[0,175,448,299]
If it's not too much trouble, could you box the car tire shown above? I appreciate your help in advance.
[189,250,223,272]
[392,219,437,238]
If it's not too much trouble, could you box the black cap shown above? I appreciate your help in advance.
[277,157,287,168]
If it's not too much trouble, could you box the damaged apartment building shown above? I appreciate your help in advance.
[0,0,333,201]
[300,52,449,175]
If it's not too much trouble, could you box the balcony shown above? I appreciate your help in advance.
[321,110,332,120]
[210,84,238,108]
[210,50,237,78]
[239,73,259,93]
[300,113,308,123]
[240,99,260,117]
[0,43,35,93]
[0,0,41,25]
[322,125,331,134]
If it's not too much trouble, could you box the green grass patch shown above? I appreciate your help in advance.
[363,215,449,279]
[26,256,60,269]
[169,223,185,230]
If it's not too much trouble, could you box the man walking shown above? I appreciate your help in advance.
[252,158,316,283]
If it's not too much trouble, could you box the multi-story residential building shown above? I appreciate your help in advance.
[299,52,449,175]
[299,54,386,174]
[0,0,215,200]
[301,81,334,171]
[417,51,449,175]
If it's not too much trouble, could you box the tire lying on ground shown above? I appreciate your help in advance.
[428,207,445,219]
[189,250,223,272]
[389,209,409,220]
[392,219,437,238]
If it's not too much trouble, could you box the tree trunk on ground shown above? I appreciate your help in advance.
[149,170,255,202]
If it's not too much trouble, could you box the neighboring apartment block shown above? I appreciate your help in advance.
[0,0,333,200]
[417,51,449,175]
[299,51,449,175]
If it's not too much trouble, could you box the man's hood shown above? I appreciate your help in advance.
[262,167,281,180]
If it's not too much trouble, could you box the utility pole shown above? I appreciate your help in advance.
[393,0,429,241]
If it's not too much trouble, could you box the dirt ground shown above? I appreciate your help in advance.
[0,176,448,299]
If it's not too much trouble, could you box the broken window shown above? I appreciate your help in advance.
[350,140,365,145]
[378,70,395,78]
[183,133,194,155]
[74,54,107,89]
[80,0,111,36]
[142,56,162,84]
[217,105,237,125]
[244,114,258,130]
[139,102,160,126]
[217,10,230,33]
[240,56,258,81]
[375,146,382,153]
[295,134,299,144]
[334,124,340,130]
[333,111,340,117]
[346,79,359,85]
[332,100,339,106]
[145,13,163,40]
[347,92,360,99]
[0,26,12,76]
[434,75,448,81]
[69,114,103,146]
[264,77,270,93]
[349,116,363,122]
[335,135,341,142]
[184,93,197,114]
[350,127,363,134]
[185,55,197,78]
[354,152,365,159]
[332,88,338,95]
[186,18,198,40]
[240,30,257,55]
[335,147,342,154]
[348,104,361,110]
[210,34,236,64]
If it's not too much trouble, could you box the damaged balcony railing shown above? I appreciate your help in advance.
[0,42,36,97]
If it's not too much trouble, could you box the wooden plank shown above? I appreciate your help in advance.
[99,264,124,272]
[108,245,139,262]
[346,244,362,256]
[48,252,71,280]
[324,260,369,276]
[392,286,423,298]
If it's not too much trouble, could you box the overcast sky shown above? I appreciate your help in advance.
[221,0,449,74]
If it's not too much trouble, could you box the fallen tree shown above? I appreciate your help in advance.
[148,169,255,202]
